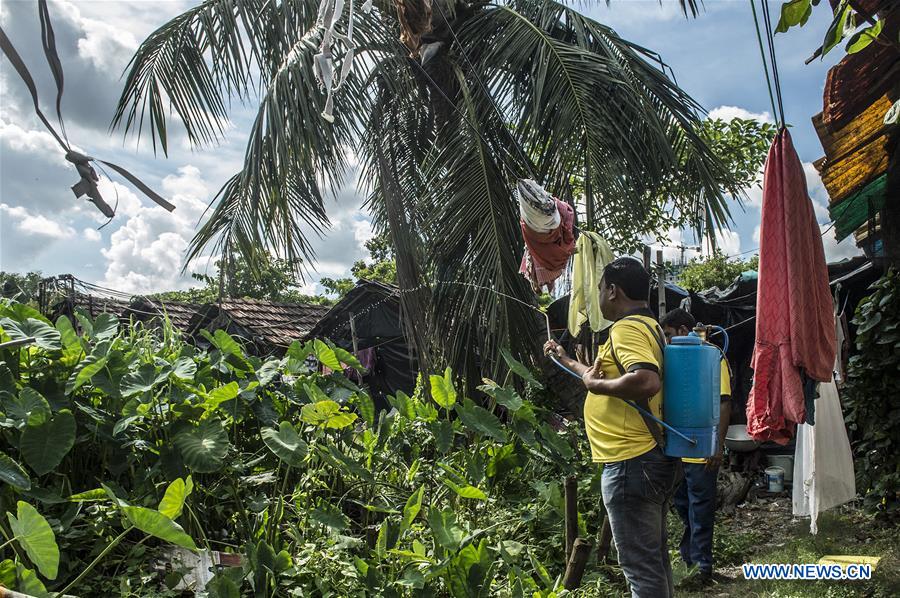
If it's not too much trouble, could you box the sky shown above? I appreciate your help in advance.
[0,0,862,297]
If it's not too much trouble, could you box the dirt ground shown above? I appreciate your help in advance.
[676,494,900,597]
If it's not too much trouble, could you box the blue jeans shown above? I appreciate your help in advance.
[602,446,681,598]
[673,462,718,574]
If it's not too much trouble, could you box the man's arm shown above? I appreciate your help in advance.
[583,368,661,401]
[543,340,592,377]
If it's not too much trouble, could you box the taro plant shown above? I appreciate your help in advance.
[1,298,602,596]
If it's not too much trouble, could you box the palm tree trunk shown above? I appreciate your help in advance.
[377,150,433,374]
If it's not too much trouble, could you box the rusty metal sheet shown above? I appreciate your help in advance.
[815,131,890,204]
[813,94,892,164]
[823,40,899,130]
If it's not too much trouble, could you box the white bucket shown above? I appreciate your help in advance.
[765,466,785,493]
[766,454,794,484]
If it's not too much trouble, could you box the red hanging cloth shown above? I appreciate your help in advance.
[519,199,575,292]
[747,129,836,444]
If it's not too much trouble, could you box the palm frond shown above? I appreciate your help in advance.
[422,63,540,380]
[464,0,733,247]
[112,0,315,154]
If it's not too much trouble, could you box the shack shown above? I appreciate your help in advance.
[305,280,416,408]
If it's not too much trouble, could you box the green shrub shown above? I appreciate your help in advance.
[0,299,597,596]
[843,269,900,520]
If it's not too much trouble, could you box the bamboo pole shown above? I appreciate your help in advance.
[656,250,666,316]
[564,476,577,561]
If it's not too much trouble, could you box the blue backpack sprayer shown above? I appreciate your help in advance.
[549,323,729,460]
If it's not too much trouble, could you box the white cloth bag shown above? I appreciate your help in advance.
[792,379,856,534]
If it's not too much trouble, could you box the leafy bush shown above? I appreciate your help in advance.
[0,299,598,596]
[677,253,758,292]
[843,270,900,520]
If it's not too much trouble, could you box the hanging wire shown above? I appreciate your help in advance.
[749,0,781,126]
[760,0,786,126]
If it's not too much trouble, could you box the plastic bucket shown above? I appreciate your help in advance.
[766,454,794,484]
[765,466,785,493]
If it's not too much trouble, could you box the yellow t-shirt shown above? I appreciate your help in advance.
[584,314,664,463]
[683,358,732,464]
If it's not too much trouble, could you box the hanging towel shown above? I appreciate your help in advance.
[519,199,575,293]
[792,380,856,534]
[568,232,614,336]
[747,129,836,444]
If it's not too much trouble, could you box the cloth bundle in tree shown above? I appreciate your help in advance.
[517,179,560,232]
[516,180,575,293]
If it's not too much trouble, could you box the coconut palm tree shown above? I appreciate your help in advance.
[113,0,739,378]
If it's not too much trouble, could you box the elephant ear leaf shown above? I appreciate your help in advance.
[158,477,194,520]
[20,410,76,476]
[122,506,197,551]
[7,501,59,580]
[0,452,31,490]
[174,418,230,473]
[262,422,308,467]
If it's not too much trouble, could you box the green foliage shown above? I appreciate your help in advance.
[843,270,900,519]
[0,271,43,305]
[677,252,759,292]
[8,502,59,580]
[0,299,596,596]
[153,251,332,305]
[698,118,777,192]
[776,0,886,57]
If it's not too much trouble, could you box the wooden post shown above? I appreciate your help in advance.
[349,312,359,355]
[597,515,613,564]
[642,245,651,271]
[564,476,577,562]
[563,538,593,590]
[656,250,666,316]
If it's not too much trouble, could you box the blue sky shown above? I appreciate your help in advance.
[0,0,861,296]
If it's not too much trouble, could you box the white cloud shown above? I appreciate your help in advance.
[98,166,212,293]
[1,203,76,239]
[820,224,863,262]
[645,226,742,263]
[0,120,69,163]
[83,227,101,242]
[707,105,773,123]
[352,219,374,250]
[76,16,138,71]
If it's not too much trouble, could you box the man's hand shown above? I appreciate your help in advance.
[581,362,606,393]
[543,339,567,359]
[706,448,724,471]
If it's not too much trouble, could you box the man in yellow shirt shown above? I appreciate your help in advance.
[660,308,732,587]
[545,257,680,598]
